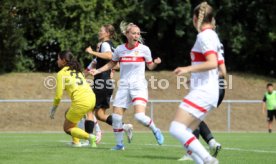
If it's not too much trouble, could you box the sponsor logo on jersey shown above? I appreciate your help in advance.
[120,56,145,62]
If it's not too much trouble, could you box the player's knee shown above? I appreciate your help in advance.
[95,109,105,121]
[169,121,187,137]
[63,126,71,135]
[169,122,177,136]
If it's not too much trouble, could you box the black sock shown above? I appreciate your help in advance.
[85,120,94,134]
[269,129,272,133]
[106,115,112,126]
[199,121,214,143]
[193,129,200,139]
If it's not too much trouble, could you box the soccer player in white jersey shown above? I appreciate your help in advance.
[169,2,223,164]
[91,22,164,150]
[179,44,226,161]
[85,25,133,144]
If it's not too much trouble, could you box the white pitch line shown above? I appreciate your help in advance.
[222,147,276,154]
[58,140,276,154]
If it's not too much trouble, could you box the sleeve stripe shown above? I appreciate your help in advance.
[218,60,224,65]
[204,50,217,57]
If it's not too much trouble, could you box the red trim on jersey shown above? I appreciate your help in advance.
[147,119,152,127]
[119,56,145,62]
[218,60,224,65]
[132,97,148,103]
[201,27,213,32]
[204,50,217,57]
[183,99,207,113]
[184,136,196,148]
[125,42,139,50]
[191,51,206,62]
[146,61,153,64]
[113,128,124,132]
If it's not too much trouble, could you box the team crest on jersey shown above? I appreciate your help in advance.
[134,51,139,56]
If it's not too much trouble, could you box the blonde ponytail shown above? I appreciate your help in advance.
[194,2,215,32]
[120,21,128,36]
[197,2,208,32]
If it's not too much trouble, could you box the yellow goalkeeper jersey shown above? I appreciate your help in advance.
[53,66,93,106]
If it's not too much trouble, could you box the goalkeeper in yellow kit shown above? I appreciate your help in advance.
[49,50,97,147]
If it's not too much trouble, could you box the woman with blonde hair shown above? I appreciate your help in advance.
[169,2,223,164]
[85,24,133,143]
[91,22,164,150]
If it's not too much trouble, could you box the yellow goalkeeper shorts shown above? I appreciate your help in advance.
[66,94,96,123]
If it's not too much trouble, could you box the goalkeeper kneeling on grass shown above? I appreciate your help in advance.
[49,50,97,147]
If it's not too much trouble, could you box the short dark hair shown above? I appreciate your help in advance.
[267,83,273,88]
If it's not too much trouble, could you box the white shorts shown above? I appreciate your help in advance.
[113,86,148,109]
[179,89,218,121]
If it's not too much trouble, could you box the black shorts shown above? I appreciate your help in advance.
[267,110,276,122]
[217,77,225,107]
[93,88,113,110]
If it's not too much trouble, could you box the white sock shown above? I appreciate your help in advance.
[112,113,124,145]
[188,150,204,164]
[134,112,158,132]
[169,121,212,162]
[94,116,101,133]
[208,139,216,147]
[77,117,85,130]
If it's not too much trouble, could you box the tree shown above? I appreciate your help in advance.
[0,0,139,72]
[0,0,275,77]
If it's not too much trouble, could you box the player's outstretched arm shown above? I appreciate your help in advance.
[91,61,117,76]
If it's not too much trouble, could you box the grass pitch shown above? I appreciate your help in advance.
[0,132,276,164]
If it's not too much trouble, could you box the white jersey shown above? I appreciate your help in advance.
[100,42,113,52]
[190,29,221,103]
[179,29,223,120]
[112,43,153,85]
